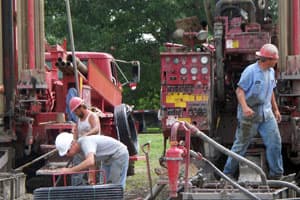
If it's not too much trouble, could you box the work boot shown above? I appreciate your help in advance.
[268,173,296,182]
[220,173,237,182]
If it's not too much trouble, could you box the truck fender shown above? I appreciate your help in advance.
[114,104,138,156]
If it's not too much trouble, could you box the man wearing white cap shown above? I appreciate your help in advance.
[55,132,129,189]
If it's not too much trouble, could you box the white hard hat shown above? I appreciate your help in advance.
[55,132,73,156]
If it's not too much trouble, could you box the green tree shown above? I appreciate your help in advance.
[45,0,207,109]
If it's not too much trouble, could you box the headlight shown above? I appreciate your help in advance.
[180,67,188,75]
[190,67,198,75]
[201,66,208,74]
[200,56,208,64]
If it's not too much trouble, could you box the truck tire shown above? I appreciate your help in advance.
[114,104,138,156]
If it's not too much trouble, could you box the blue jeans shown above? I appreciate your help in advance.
[223,115,283,177]
[71,153,87,186]
[101,149,129,189]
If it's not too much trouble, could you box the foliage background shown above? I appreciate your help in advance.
[45,0,278,110]
[44,0,208,110]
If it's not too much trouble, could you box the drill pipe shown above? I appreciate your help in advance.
[67,54,88,76]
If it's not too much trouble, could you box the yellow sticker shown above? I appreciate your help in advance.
[233,40,239,48]
[178,117,191,123]
[167,93,208,105]
[175,102,186,107]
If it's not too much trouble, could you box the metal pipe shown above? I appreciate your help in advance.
[2,0,15,132]
[14,148,58,171]
[54,159,72,186]
[184,122,268,185]
[35,0,45,70]
[28,0,35,69]
[142,142,153,198]
[183,127,191,192]
[66,55,88,76]
[65,0,79,94]
[170,121,180,142]
[292,0,300,54]
[242,180,300,196]
[202,156,261,200]
[144,184,166,200]
[265,180,300,195]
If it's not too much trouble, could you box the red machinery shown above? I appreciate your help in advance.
[0,0,140,183]
[158,0,300,199]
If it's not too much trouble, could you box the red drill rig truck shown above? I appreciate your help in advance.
[0,0,140,191]
[156,0,300,199]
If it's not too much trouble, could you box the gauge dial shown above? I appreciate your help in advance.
[173,58,179,64]
[200,56,208,64]
[201,66,208,74]
[165,57,170,63]
[180,67,188,75]
[191,57,197,63]
[190,67,198,75]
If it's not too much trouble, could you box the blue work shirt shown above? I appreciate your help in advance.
[237,62,276,121]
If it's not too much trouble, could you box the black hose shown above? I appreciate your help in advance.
[185,122,268,185]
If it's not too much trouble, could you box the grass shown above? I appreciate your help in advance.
[125,133,166,199]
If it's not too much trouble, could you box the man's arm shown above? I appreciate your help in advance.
[0,85,4,94]
[73,125,78,140]
[88,165,97,185]
[236,87,254,117]
[71,152,95,172]
[59,152,95,174]
[84,113,100,136]
[271,92,281,122]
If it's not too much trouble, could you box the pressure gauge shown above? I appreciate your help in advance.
[165,57,170,63]
[173,57,179,64]
[201,66,208,74]
[180,67,188,75]
[191,57,197,63]
[200,56,208,64]
[190,67,198,75]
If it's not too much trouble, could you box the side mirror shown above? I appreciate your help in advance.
[130,61,140,90]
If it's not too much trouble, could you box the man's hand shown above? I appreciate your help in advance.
[274,110,282,123]
[88,170,96,185]
[242,106,255,118]
[236,87,254,118]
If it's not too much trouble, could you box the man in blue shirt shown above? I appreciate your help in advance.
[223,43,284,180]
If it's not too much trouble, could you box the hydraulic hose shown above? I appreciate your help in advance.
[266,180,300,195]
[189,150,261,200]
[184,122,268,185]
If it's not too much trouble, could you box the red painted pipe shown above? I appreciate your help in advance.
[28,0,35,69]
[293,0,300,54]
